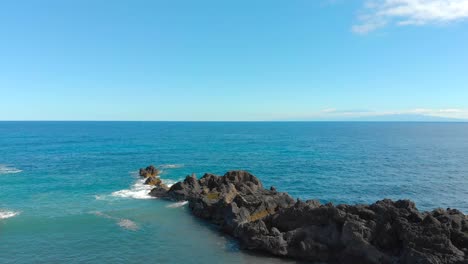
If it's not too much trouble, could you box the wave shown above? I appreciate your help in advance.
[108,177,177,200]
[166,201,188,208]
[92,211,139,231]
[97,170,181,201]
[0,164,22,175]
[111,179,155,200]
[0,210,20,219]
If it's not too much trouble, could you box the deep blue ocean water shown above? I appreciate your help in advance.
[1,121,467,263]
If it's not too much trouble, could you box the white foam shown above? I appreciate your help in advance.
[118,219,139,230]
[108,174,179,200]
[166,201,188,208]
[94,195,107,201]
[159,164,184,169]
[91,211,108,218]
[0,210,20,219]
[0,164,22,175]
[92,211,139,231]
[111,179,155,200]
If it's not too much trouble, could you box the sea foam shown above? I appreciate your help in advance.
[92,211,139,231]
[0,210,20,219]
[102,168,181,200]
[109,178,177,200]
[159,164,184,169]
[0,164,22,175]
[111,178,155,200]
[118,219,139,231]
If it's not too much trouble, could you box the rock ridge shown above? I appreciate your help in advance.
[140,167,467,264]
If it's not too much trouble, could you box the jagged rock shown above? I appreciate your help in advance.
[149,185,169,197]
[147,170,468,264]
[144,176,162,186]
[139,165,160,178]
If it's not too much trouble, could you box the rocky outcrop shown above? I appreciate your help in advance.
[148,169,468,264]
[165,171,295,232]
[144,176,162,186]
[149,185,170,197]
[139,165,167,188]
[244,199,468,264]
[139,165,160,178]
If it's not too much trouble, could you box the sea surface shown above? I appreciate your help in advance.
[1,121,467,263]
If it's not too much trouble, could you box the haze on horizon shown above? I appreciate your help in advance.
[1,0,467,121]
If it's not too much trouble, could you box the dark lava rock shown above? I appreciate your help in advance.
[139,165,160,178]
[144,176,162,186]
[149,185,169,197]
[148,170,468,264]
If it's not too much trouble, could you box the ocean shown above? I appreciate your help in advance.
[1,121,467,263]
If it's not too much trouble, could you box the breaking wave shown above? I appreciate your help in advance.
[111,178,155,200]
[97,170,181,201]
[108,178,177,200]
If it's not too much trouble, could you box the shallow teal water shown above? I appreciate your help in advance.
[1,122,467,263]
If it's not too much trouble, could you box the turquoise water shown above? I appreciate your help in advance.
[1,121,468,263]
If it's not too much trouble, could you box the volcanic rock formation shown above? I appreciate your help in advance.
[144,168,468,264]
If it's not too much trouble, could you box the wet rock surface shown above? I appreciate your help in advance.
[146,169,468,263]
[139,165,167,189]
[139,165,160,178]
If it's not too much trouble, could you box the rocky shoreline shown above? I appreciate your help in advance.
[139,165,468,264]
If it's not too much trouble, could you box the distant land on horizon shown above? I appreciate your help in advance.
[338,114,467,122]
[1,114,468,122]
[284,114,468,122]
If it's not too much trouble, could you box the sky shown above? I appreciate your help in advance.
[1,0,467,121]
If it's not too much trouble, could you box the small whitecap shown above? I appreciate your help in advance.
[0,210,20,219]
[92,211,139,231]
[159,164,184,169]
[94,195,106,200]
[118,219,139,231]
[0,164,22,175]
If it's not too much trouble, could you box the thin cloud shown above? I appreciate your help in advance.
[353,0,468,33]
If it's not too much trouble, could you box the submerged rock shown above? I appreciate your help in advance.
[148,170,468,264]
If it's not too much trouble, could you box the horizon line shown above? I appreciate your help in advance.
[1,120,467,123]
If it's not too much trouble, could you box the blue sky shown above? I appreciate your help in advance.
[1,0,467,121]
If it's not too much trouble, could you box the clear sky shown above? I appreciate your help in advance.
[1,0,468,121]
